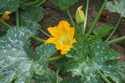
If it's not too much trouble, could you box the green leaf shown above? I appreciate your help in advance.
[0,26,56,83]
[20,6,44,23]
[101,61,125,83]
[32,45,57,83]
[57,38,125,83]
[52,0,78,11]
[93,24,113,38]
[34,44,56,61]
[106,0,125,17]
[33,68,57,83]
[0,0,20,12]
[0,27,35,83]
[33,45,56,75]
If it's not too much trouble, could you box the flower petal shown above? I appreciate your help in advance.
[48,27,61,37]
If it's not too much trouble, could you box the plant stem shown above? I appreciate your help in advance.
[16,9,20,27]
[97,70,111,83]
[83,0,89,35]
[106,16,122,41]
[36,0,47,6]
[31,35,45,43]
[24,0,40,6]
[0,13,3,15]
[0,19,11,28]
[48,55,65,61]
[107,36,125,44]
[56,69,60,83]
[40,28,50,37]
[67,10,75,27]
[87,0,107,35]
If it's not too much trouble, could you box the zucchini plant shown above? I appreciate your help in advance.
[0,0,125,83]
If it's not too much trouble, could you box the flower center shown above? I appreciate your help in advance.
[60,34,68,44]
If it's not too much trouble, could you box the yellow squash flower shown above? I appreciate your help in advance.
[46,20,76,55]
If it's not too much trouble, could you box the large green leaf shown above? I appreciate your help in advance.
[33,45,56,75]
[0,26,57,83]
[106,0,125,17]
[57,38,125,83]
[32,45,57,83]
[52,0,78,11]
[0,27,35,83]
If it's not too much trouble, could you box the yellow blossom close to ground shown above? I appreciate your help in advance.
[46,20,76,55]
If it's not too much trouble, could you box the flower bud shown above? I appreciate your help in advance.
[1,11,12,20]
[75,6,85,24]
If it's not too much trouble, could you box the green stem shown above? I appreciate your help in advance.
[48,55,65,61]
[16,9,20,27]
[56,69,60,83]
[40,28,50,37]
[36,0,47,6]
[106,16,122,41]
[24,0,47,6]
[83,0,89,34]
[24,0,40,6]
[67,10,75,27]
[97,70,112,83]
[0,13,3,15]
[0,19,11,28]
[107,36,125,44]
[31,35,45,43]
[87,0,107,35]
